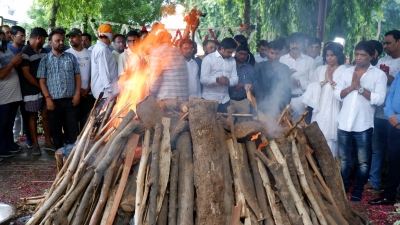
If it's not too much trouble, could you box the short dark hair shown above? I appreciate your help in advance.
[369,40,383,56]
[82,33,92,41]
[113,34,125,42]
[308,37,321,47]
[126,30,140,38]
[323,42,345,65]
[287,32,305,46]
[1,25,10,29]
[234,35,248,47]
[275,37,288,49]
[258,40,268,48]
[355,40,375,57]
[385,30,400,42]
[268,40,283,50]
[10,26,25,35]
[219,37,237,50]
[179,38,194,48]
[202,40,215,48]
[236,45,249,53]
[48,28,66,41]
[30,27,48,39]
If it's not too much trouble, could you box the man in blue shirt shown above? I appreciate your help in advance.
[369,72,400,205]
[37,28,81,151]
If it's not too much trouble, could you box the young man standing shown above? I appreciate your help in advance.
[112,34,126,63]
[180,39,201,98]
[334,41,387,201]
[81,33,92,49]
[20,27,55,155]
[254,40,269,63]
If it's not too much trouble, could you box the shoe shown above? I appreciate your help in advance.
[364,182,373,189]
[25,139,33,149]
[0,150,14,157]
[9,147,21,153]
[32,146,42,155]
[43,144,57,152]
[369,197,396,205]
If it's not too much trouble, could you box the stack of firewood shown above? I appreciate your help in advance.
[25,96,365,225]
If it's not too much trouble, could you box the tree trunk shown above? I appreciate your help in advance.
[243,0,251,36]
[177,132,194,225]
[189,97,226,225]
[304,122,358,224]
[49,0,58,30]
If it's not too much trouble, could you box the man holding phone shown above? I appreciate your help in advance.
[365,30,400,192]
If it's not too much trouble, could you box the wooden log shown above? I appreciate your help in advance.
[230,202,242,225]
[310,208,319,225]
[119,164,140,212]
[138,165,151,225]
[112,211,132,225]
[137,95,163,128]
[149,123,164,225]
[157,191,169,225]
[291,141,327,225]
[134,129,151,225]
[227,106,239,158]
[189,97,226,224]
[98,99,116,133]
[253,149,303,225]
[269,140,312,225]
[106,134,140,224]
[100,185,118,225]
[176,132,194,225]
[217,122,235,225]
[55,150,63,172]
[156,118,172,222]
[235,121,265,139]
[168,150,180,225]
[277,139,302,196]
[304,122,358,224]
[246,141,274,224]
[256,157,283,225]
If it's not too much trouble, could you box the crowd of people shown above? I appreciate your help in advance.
[1,22,400,205]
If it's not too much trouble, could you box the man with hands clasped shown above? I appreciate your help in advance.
[334,41,387,202]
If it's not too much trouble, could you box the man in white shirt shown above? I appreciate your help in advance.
[118,30,141,77]
[279,32,314,122]
[112,34,125,63]
[307,37,323,73]
[201,38,238,113]
[254,40,269,63]
[66,28,94,130]
[334,41,387,201]
[179,39,201,98]
[366,30,400,191]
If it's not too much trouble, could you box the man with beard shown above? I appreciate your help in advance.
[194,40,217,76]
[112,34,126,63]
[280,32,314,122]
[8,26,26,54]
[66,28,94,131]
[20,27,56,155]
[37,28,81,149]
[365,30,400,191]
[1,25,11,42]
[180,39,201,98]
[245,40,291,117]
[254,40,269,63]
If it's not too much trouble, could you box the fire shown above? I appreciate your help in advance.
[251,132,261,141]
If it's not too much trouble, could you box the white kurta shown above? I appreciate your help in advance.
[304,65,347,157]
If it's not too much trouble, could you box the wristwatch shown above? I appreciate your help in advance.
[358,87,364,94]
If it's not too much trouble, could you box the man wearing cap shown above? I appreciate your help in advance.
[66,28,94,131]
[91,24,118,100]
[20,27,56,155]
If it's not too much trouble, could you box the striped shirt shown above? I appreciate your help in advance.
[149,44,189,101]
[37,51,80,99]
[0,49,22,105]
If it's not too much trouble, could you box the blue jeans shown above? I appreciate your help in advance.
[338,128,373,200]
[369,118,389,189]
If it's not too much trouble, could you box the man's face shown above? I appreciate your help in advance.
[12,31,26,46]
[180,43,194,60]
[289,41,303,55]
[204,42,216,55]
[235,50,248,64]
[127,36,139,50]
[267,48,281,63]
[50,33,65,52]
[219,48,235,59]
[307,43,321,58]
[81,36,91,49]
[258,45,268,58]
[383,35,400,57]
[114,36,126,53]
[1,27,11,41]
[69,35,82,48]
[36,36,46,49]
[354,49,373,67]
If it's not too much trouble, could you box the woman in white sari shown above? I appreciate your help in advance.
[302,43,346,157]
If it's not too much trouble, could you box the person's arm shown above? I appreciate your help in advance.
[384,74,398,120]
[334,69,348,101]
[39,78,56,110]
[228,60,238,87]
[0,52,22,79]
[21,66,40,88]
[200,56,218,86]
[72,73,81,106]
[368,71,388,106]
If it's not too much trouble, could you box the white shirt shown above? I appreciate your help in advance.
[311,55,323,74]
[375,55,400,119]
[254,53,268,63]
[90,40,118,99]
[200,51,238,104]
[334,65,387,132]
[186,59,201,98]
[118,48,140,77]
[66,48,91,89]
[280,53,314,95]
